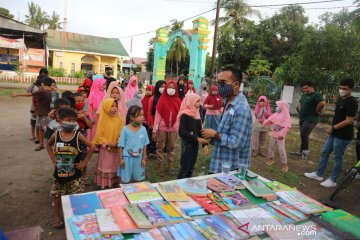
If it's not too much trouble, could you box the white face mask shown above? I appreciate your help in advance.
[167,88,176,96]
[339,89,349,97]
[159,87,164,94]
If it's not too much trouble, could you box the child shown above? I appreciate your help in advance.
[46,108,95,229]
[126,89,143,108]
[184,80,196,95]
[142,85,156,155]
[252,96,272,157]
[124,75,139,101]
[44,98,71,140]
[203,85,222,131]
[118,105,150,183]
[177,94,209,179]
[50,79,59,109]
[177,77,185,100]
[88,78,106,142]
[93,98,124,189]
[104,81,127,123]
[197,81,209,123]
[263,100,291,172]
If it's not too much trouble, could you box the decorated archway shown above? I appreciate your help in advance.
[152,17,211,89]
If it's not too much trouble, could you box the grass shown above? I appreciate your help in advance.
[0,88,24,97]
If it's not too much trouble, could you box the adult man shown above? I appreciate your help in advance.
[202,66,252,174]
[104,66,116,90]
[296,81,325,159]
[305,78,358,187]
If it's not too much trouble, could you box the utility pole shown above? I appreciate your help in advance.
[210,0,221,77]
[63,0,68,32]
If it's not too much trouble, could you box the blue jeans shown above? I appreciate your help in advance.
[316,135,351,182]
[177,140,199,179]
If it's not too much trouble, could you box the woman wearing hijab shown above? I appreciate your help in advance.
[203,85,222,131]
[177,77,185,100]
[197,81,209,123]
[184,79,196,95]
[142,85,156,155]
[126,90,143,108]
[88,78,106,141]
[124,75,139,101]
[150,80,166,122]
[152,80,181,176]
[93,98,124,188]
[103,81,128,123]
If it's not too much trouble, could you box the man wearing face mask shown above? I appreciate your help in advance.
[202,66,253,174]
[295,81,325,160]
[104,67,116,90]
[305,78,358,187]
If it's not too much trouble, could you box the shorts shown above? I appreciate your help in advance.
[36,116,49,131]
[117,156,145,183]
[50,178,84,198]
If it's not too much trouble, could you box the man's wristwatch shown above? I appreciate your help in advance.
[214,132,220,140]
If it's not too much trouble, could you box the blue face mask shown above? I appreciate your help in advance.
[218,83,234,98]
[275,107,281,113]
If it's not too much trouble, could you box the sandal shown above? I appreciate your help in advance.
[53,220,64,229]
[266,160,274,166]
[281,166,289,172]
[35,146,44,151]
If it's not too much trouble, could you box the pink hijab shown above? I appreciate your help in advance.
[125,76,139,101]
[88,78,106,111]
[264,100,291,128]
[104,81,128,122]
[254,95,272,123]
[177,93,201,124]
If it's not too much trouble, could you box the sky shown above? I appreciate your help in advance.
[1,0,357,58]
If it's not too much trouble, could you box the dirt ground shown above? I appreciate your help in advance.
[0,88,359,240]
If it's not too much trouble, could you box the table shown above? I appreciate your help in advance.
[62,170,269,240]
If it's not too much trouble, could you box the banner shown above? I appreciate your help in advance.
[20,48,45,66]
[0,36,25,49]
[0,54,19,62]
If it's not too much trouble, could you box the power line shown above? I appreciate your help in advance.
[249,0,348,7]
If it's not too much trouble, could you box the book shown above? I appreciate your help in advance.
[216,212,250,239]
[149,228,166,240]
[217,190,253,210]
[69,193,103,215]
[242,178,277,200]
[258,203,294,225]
[207,193,230,211]
[138,202,167,226]
[178,179,211,196]
[210,215,241,239]
[95,209,121,235]
[207,178,234,192]
[140,231,155,240]
[188,220,214,240]
[68,213,123,240]
[267,200,307,221]
[166,225,184,240]
[124,204,153,229]
[111,205,142,233]
[191,195,225,214]
[265,181,294,191]
[121,182,163,204]
[150,201,184,223]
[159,226,175,240]
[217,174,245,190]
[195,218,233,240]
[98,189,129,208]
[276,190,332,214]
[157,182,190,201]
[266,226,304,240]
[173,223,192,240]
[170,199,208,218]
[239,189,267,205]
[179,222,207,240]
[295,219,342,240]
[321,209,360,238]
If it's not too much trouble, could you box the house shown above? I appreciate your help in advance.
[122,57,147,73]
[46,30,129,76]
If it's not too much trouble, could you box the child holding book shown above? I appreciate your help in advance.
[46,108,95,229]
[263,100,291,172]
[118,105,150,183]
[177,94,209,179]
[252,96,272,157]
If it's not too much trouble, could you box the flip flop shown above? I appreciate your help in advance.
[281,167,289,172]
[266,160,274,166]
[53,220,64,229]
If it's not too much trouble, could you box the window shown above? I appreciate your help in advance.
[71,63,75,74]
[59,61,63,68]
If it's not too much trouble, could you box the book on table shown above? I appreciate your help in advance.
[295,218,342,240]
[95,209,121,235]
[137,202,167,227]
[150,200,185,223]
[207,192,230,211]
[266,200,307,222]
[178,178,211,196]
[148,228,166,240]
[207,178,234,192]
[120,181,163,204]
[321,209,360,239]
[258,203,295,225]
[242,178,277,200]
[170,198,208,218]
[157,182,190,201]
[217,174,245,189]
[97,189,128,208]
[69,192,103,215]
[217,190,254,210]
[191,195,225,214]
[194,217,233,240]
[111,205,143,234]
[124,204,153,229]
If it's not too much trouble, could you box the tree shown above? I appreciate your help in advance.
[248,57,272,76]
[0,7,14,19]
[145,40,154,72]
[25,1,62,30]
[47,11,62,30]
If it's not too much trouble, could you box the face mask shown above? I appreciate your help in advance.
[275,107,281,113]
[62,121,77,132]
[159,87,164,94]
[167,88,176,96]
[339,89,349,97]
[218,83,234,97]
[137,93,143,98]
[132,121,141,127]
[75,102,85,111]
[106,71,112,76]
[203,87,207,90]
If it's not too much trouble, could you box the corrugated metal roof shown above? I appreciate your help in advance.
[0,15,43,34]
[46,30,128,57]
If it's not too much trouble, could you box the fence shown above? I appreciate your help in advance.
[0,75,83,85]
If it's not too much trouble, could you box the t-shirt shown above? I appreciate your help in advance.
[118,125,149,158]
[32,89,51,116]
[179,114,202,143]
[299,92,324,123]
[331,96,358,140]
[104,76,117,90]
[53,130,82,183]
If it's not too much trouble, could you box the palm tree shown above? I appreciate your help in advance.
[47,11,62,30]
[25,1,48,30]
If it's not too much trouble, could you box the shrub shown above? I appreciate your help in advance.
[69,71,85,78]
[48,67,66,77]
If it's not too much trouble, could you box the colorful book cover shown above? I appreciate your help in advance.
[217,212,250,239]
[157,182,190,201]
[191,195,225,214]
[140,231,155,240]
[259,203,294,225]
[95,209,121,235]
[98,189,129,208]
[124,204,153,229]
[170,199,208,218]
[276,190,332,214]
[188,221,214,240]
[137,202,167,226]
[265,181,294,191]
[216,175,245,189]
[207,193,230,211]
[68,213,123,240]
[178,179,211,196]
[111,205,142,233]
[207,178,234,192]
[239,189,267,205]
[295,219,341,240]
[70,193,103,215]
[267,200,307,221]
[242,178,276,198]
[179,222,207,240]
[121,182,163,204]
[321,209,360,238]
[266,226,304,240]
[174,223,191,240]
[195,218,232,240]
[150,200,184,223]
[159,226,175,240]
[210,215,240,239]
[217,190,253,210]
[166,225,184,240]
[149,228,166,240]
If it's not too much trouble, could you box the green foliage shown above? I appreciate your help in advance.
[0,7,14,19]
[248,57,272,76]
[205,54,212,77]
[69,71,85,78]
[25,1,62,30]
[48,67,66,77]
[145,40,154,72]
[11,61,24,76]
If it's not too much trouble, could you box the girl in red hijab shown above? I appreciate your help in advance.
[142,85,156,155]
[152,80,181,176]
[203,85,223,131]
[184,80,196,95]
